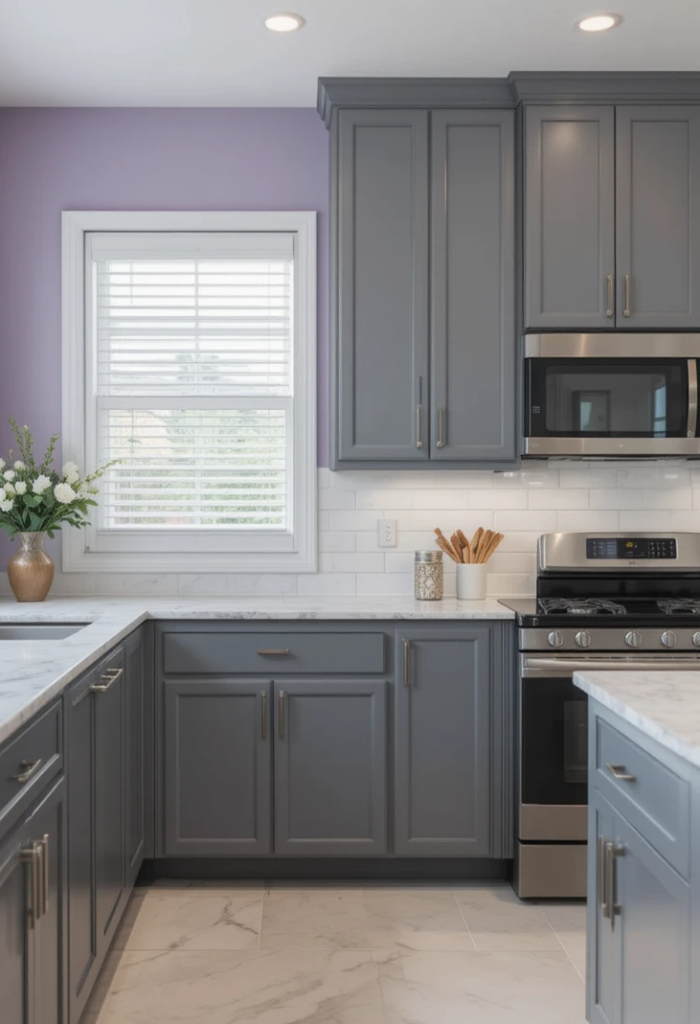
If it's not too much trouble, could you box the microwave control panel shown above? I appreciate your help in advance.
[586,537,678,560]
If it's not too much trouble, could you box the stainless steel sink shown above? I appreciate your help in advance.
[0,623,89,640]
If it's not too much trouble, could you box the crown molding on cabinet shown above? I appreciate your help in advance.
[317,72,700,127]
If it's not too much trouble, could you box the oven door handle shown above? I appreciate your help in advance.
[522,657,700,677]
[687,360,698,439]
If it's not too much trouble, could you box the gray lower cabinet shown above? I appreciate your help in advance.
[67,646,129,1023]
[163,680,272,856]
[394,628,491,857]
[124,630,147,883]
[588,789,619,1024]
[0,776,67,1024]
[273,680,387,856]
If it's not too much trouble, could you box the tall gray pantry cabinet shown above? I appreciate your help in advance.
[328,100,517,468]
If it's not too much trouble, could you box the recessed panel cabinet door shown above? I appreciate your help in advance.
[430,110,516,461]
[336,109,430,460]
[524,105,616,329]
[274,681,387,856]
[28,778,67,1024]
[0,828,31,1024]
[616,105,700,328]
[124,631,146,884]
[587,789,618,1024]
[163,680,272,856]
[394,629,491,857]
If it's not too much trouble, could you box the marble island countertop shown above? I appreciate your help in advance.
[0,595,515,746]
[574,669,700,769]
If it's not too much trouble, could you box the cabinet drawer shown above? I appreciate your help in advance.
[594,717,690,876]
[0,701,63,829]
[162,631,386,676]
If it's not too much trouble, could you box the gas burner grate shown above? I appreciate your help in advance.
[657,598,700,615]
[538,597,628,617]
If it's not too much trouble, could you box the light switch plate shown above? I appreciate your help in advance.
[377,518,397,548]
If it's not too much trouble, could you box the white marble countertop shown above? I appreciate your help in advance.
[0,596,514,747]
[574,669,700,769]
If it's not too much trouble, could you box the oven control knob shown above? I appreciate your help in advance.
[693,632,700,649]
[660,630,678,649]
[624,630,644,649]
[575,630,593,649]
[547,630,566,649]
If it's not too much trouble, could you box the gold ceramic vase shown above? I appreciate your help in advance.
[8,532,54,602]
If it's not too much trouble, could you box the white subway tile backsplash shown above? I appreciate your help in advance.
[42,465,699,600]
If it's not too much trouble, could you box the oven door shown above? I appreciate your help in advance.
[523,335,700,457]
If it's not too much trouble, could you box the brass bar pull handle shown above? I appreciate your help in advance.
[12,758,43,784]
[606,763,636,782]
[279,690,286,740]
[624,275,631,318]
[598,836,607,912]
[261,691,268,740]
[90,667,123,694]
[257,649,290,657]
[21,844,40,929]
[403,638,410,688]
[41,834,49,916]
[606,274,614,318]
[416,405,423,449]
[436,406,445,449]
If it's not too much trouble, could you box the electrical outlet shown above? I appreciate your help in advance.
[377,518,397,548]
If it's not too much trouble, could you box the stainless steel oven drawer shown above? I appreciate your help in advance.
[594,717,690,877]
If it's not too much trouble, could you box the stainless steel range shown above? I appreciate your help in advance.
[499,531,700,899]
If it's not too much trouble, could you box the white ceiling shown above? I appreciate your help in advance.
[0,0,699,107]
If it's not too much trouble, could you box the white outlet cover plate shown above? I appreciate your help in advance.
[377,518,397,548]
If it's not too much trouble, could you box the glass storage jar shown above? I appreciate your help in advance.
[414,550,444,601]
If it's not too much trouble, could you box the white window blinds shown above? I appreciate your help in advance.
[88,233,294,532]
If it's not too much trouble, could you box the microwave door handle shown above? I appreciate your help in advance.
[687,360,698,439]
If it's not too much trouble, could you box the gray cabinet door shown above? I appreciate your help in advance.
[163,680,271,857]
[524,105,616,329]
[616,813,690,1024]
[274,680,387,856]
[66,671,97,1023]
[616,105,700,328]
[587,789,619,1024]
[0,823,32,1024]
[28,778,67,1024]
[124,630,146,884]
[336,109,430,461]
[93,650,126,954]
[430,110,516,462]
[394,628,491,857]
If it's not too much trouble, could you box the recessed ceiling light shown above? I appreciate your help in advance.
[264,12,306,32]
[577,12,622,32]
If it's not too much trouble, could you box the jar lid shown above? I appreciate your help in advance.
[415,550,443,563]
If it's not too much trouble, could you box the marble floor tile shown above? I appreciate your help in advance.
[88,948,386,1024]
[259,887,369,949]
[543,902,588,980]
[112,888,264,952]
[454,884,562,952]
[377,948,587,1024]
[361,885,476,950]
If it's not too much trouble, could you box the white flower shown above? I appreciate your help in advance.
[62,461,80,485]
[3,483,15,497]
[0,487,5,502]
[3,470,15,482]
[32,475,51,495]
[13,461,25,471]
[14,481,27,496]
[54,482,77,504]
[0,458,5,470]
[0,499,14,513]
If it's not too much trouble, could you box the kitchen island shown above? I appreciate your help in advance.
[574,669,700,1024]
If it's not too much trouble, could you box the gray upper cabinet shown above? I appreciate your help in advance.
[616,105,700,328]
[524,105,616,330]
[163,680,272,857]
[431,110,516,461]
[336,109,430,461]
[525,102,700,330]
[274,680,387,856]
[394,628,492,857]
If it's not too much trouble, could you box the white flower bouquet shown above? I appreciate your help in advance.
[0,419,114,539]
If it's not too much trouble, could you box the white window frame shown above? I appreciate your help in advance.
[62,210,317,574]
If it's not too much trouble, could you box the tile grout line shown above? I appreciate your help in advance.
[542,910,585,983]
[451,890,478,951]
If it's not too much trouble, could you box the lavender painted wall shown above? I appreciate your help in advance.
[0,107,329,565]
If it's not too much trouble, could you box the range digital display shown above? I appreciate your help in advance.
[586,538,678,560]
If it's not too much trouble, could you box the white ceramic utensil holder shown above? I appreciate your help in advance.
[456,563,488,601]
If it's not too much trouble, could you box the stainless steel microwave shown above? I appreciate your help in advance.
[523,334,700,459]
